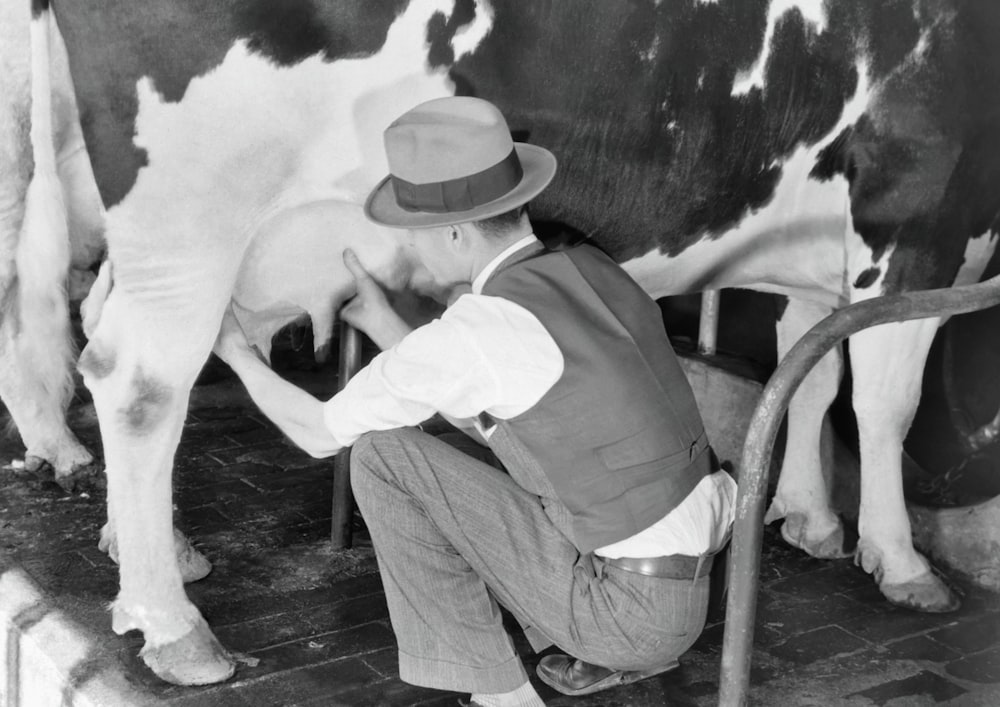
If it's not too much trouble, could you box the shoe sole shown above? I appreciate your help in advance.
[536,660,680,696]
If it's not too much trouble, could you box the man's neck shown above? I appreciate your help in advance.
[470,232,538,294]
[469,221,533,276]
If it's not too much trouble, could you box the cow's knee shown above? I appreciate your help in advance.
[80,345,174,437]
[119,369,173,436]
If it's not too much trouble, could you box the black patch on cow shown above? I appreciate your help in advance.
[78,345,116,381]
[120,370,171,436]
[824,0,919,80]
[50,0,408,207]
[881,126,1000,294]
[811,126,851,182]
[853,267,881,290]
[232,0,409,66]
[447,0,878,262]
[32,0,49,18]
[773,294,790,322]
[427,0,477,68]
[821,4,1000,295]
[234,0,331,65]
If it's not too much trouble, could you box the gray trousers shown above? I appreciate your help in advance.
[350,427,710,694]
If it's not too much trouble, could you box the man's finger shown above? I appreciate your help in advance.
[343,249,374,285]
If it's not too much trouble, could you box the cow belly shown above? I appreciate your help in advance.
[620,145,851,306]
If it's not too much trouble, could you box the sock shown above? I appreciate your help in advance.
[471,679,546,707]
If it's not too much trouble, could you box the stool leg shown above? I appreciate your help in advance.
[331,321,363,549]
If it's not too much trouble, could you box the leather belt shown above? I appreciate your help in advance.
[602,553,714,580]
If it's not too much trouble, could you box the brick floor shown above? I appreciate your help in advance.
[2,350,999,706]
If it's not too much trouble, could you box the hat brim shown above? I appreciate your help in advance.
[364,143,557,229]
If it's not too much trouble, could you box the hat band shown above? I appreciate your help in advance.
[391,148,524,214]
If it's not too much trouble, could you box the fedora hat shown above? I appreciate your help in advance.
[364,96,557,229]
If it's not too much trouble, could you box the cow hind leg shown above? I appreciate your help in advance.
[766,297,850,559]
[0,146,94,485]
[79,292,240,684]
[850,318,960,612]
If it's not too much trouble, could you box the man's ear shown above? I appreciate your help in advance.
[449,222,472,252]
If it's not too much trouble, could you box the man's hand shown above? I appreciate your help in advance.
[213,304,257,366]
[340,249,412,350]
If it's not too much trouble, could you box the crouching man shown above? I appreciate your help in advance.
[214,96,736,707]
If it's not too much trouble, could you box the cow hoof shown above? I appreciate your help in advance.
[173,529,213,583]
[880,571,962,613]
[855,542,961,613]
[54,463,104,494]
[24,455,50,474]
[780,513,851,559]
[141,618,237,685]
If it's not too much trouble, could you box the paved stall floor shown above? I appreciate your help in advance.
[2,348,999,707]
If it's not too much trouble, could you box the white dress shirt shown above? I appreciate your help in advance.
[323,236,736,557]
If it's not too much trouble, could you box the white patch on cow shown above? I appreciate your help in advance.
[450,0,494,60]
[623,60,870,308]
[955,231,998,287]
[732,0,828,96]
[111,0,486,336]
[846,235,894,303]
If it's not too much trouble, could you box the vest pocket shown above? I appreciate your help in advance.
[597,428,707,472]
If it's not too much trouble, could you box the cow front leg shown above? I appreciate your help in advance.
[765,297,849,558]
[79,297,238,684]
[850,319,960,612]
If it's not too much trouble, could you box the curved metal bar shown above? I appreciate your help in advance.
[718,272,1000,706]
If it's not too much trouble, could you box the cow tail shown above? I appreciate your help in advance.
[14,1,76,410]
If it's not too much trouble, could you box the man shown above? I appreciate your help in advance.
[214,96,736,707]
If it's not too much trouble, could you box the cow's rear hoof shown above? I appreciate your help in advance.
[54,462,105,494]
[174,529,213,583]
[880,571,962,613]
[101,527,213,583]
[141,618,237,685]
[780,513,852,559]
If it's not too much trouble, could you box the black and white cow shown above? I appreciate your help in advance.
[15,0,1000,685]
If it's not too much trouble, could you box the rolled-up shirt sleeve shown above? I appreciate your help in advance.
[322,294,563,448]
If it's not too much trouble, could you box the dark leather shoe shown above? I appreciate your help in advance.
[536,654,679,696]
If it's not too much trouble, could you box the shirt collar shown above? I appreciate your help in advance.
[471,234,539,295]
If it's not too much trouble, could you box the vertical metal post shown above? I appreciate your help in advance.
[699,289,721,355]
[718,388,783,706]
[331,320,363,549]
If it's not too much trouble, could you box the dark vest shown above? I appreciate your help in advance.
[481,242,711,553]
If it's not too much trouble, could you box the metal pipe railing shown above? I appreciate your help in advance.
[699,289,721,356]
[718,272,1000,706]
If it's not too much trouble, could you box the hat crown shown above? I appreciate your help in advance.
[384,97,515,185]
